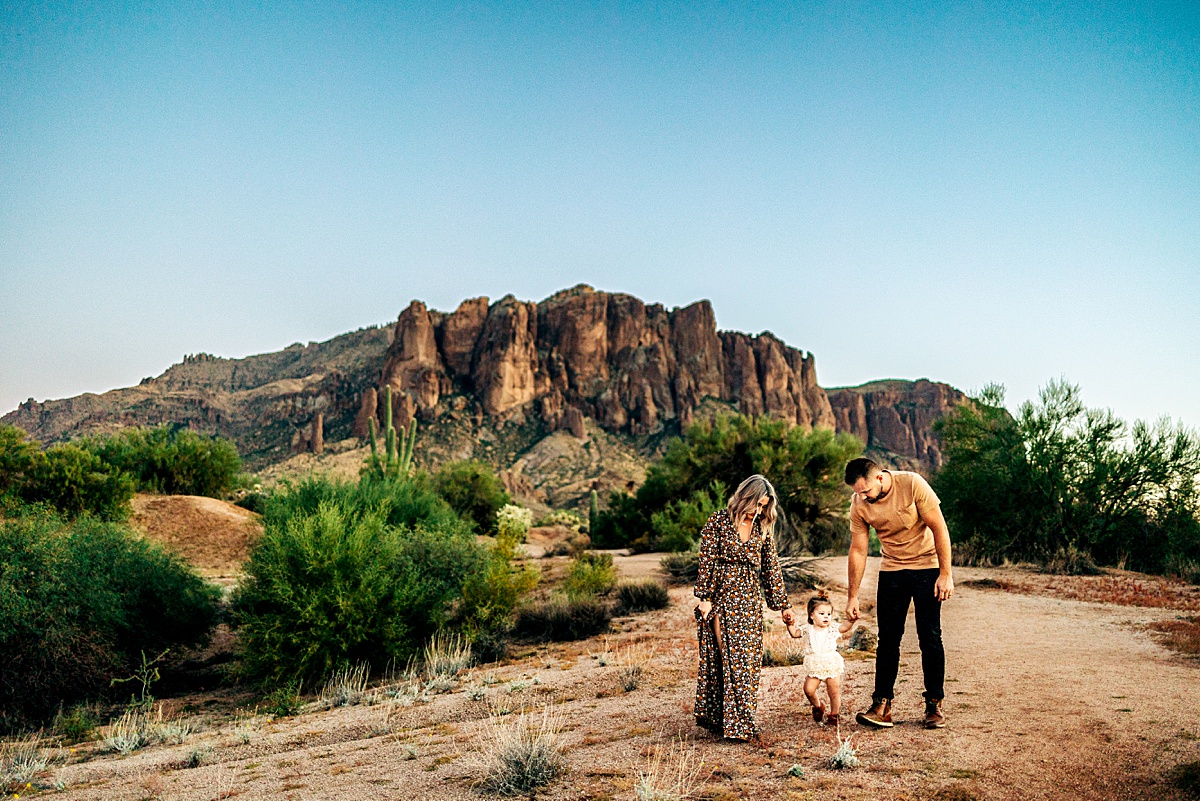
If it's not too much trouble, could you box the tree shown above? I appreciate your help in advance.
[433,460,512,535]
[593,414,863,553]
[935,380,1200,575]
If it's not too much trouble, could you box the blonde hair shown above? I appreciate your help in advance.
[726,474,778,537]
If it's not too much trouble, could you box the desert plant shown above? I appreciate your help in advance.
[935,380,1200,574]
[0,426,41,507]
[363,387,418,480]
[563,551,616,599]
[659,551,699,585]
[588,489,599,534]
[634,736,708,801]
[233,496,486,686]
[0,733,48,791]
[535,509,586,531]
[616,641,655,691]
[1171,761,1200,799]
[496,504,534,545]
[77,425,242,497]
[845,626,878,652]
[423,632,473,679]
[53,705,98,744]
[321,662,370,707]
[477,706,566,796]
[262,682,304,718]
[828,735,860,769]
[615,580,671,614]
[434,460,511,534]
[592,415,862,553]
[514,596,612,642]
[778,557,822,591]
[20,443,135,520]
[0,514,220,724]
[103,707,154,755]
[458,538,539,631]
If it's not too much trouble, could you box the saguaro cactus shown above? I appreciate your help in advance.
[365,386,418,479]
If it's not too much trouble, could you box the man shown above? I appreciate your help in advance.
[844,457,954,729]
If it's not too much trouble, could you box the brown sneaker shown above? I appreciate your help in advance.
[811,701,825,723]
[825,713,840,728]
[924,699,946,729]
[856,698,893,728]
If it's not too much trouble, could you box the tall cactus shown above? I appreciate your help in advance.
[365,386,418,480]
[589,489,599,534]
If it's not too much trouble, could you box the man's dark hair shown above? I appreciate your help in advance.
[844,457,879,486]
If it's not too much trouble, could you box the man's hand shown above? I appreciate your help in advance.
[697,599,713,619]
[781,608,795,626]
[846,595,860,622]
[935,573,954,602]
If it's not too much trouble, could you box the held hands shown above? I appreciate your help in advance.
[935,572,955,602]
[781,608,796,626]
[845,596,860,622]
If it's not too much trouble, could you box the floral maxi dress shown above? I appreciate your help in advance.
[693,509,791,740]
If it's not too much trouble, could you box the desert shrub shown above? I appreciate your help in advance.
[497,504,534,544]
[459,541,539,630]
[0,514,219,724]
[536,509,586,531]
[593,414,862,553]
[262,473,468,536]
[53,704,98,744]
[20,443,134,521]
[78,425,241,497]
[778,557,823,591]
[1172,761,1200,799]
[659,551,699,584]
[0,426,41,506]
[615,580,670,614]
[935,381,1200,574]
[479,707,565,796]
[433,460,511,534]
[233,496,485,687]
[514,595,612,642]
[563,551,616,598]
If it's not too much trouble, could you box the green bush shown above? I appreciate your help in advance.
[262,473,469,537]
[514,596,612,642]
[433,460,511,534]
[78,425,242,497]
[0,513,220,724]
[592,415,862,554]
[935,381,1200,574]
[563,552,616,599]
[614,580,670,614]
[233,497,484,687]
[659,551,699,584]
[0,426,41,506]
[458,542,539,631]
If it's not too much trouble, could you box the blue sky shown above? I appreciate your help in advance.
[2,1,1198,429]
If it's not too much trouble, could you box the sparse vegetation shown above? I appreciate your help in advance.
[321,662,370,707]
[828,735,860,769]
[634,736,708,800]
[615,580,671,614]
[53,704,98,744]
[0,513,219,724]
[660,551,699,584]
[592,414,862,553]
[0,733,48,791]
[423,632,474,679]
[1150,616,1200,657]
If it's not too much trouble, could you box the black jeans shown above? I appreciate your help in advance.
[873,568,945,702]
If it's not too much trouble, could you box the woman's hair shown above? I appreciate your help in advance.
[807,594,833,625]
[726,474,779,537]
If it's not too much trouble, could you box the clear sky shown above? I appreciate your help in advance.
[2,1,1198,429]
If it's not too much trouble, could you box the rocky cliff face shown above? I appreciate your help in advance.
[827,379,969,472]
[2,286,962,484]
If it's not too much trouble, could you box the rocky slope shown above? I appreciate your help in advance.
[3,286,966,505]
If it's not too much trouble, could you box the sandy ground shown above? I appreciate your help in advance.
[38,556,1200,801]
[129,494,261,581]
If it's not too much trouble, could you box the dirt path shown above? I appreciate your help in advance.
[46,558,1198,800]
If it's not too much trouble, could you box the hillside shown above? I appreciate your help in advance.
[2,286,968,507]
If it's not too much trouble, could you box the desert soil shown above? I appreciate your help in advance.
[129,494,261,581]
[42,554,1199,801]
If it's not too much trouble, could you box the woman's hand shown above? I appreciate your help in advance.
[781,608,795,626]
[697,600,713,619]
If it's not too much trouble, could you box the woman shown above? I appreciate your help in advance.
[694,475,795,741]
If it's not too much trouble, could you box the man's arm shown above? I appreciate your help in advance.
[924,504,954,602]
[846,518,869,621]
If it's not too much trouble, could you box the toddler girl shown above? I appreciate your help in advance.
[787,594,854,725]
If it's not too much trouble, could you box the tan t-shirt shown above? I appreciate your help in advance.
[849,471,941,571]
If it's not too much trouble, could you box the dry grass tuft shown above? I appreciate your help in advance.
[321,662,370,707]
[0,733,48,790]
[475,705,566,795]
[634,735,709,800]
[424,632,474,679]
[617,641,656,692]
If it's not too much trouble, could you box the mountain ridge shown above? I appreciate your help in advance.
[3,286,967,503]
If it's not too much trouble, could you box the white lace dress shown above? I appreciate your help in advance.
[799,623,844,680]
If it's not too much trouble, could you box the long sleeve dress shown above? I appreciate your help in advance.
[693,508,791,740]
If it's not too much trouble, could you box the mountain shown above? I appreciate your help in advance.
[2,285,967,508]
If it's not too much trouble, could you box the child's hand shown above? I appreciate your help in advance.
[786,624,803,639]
[838,619,855,635]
